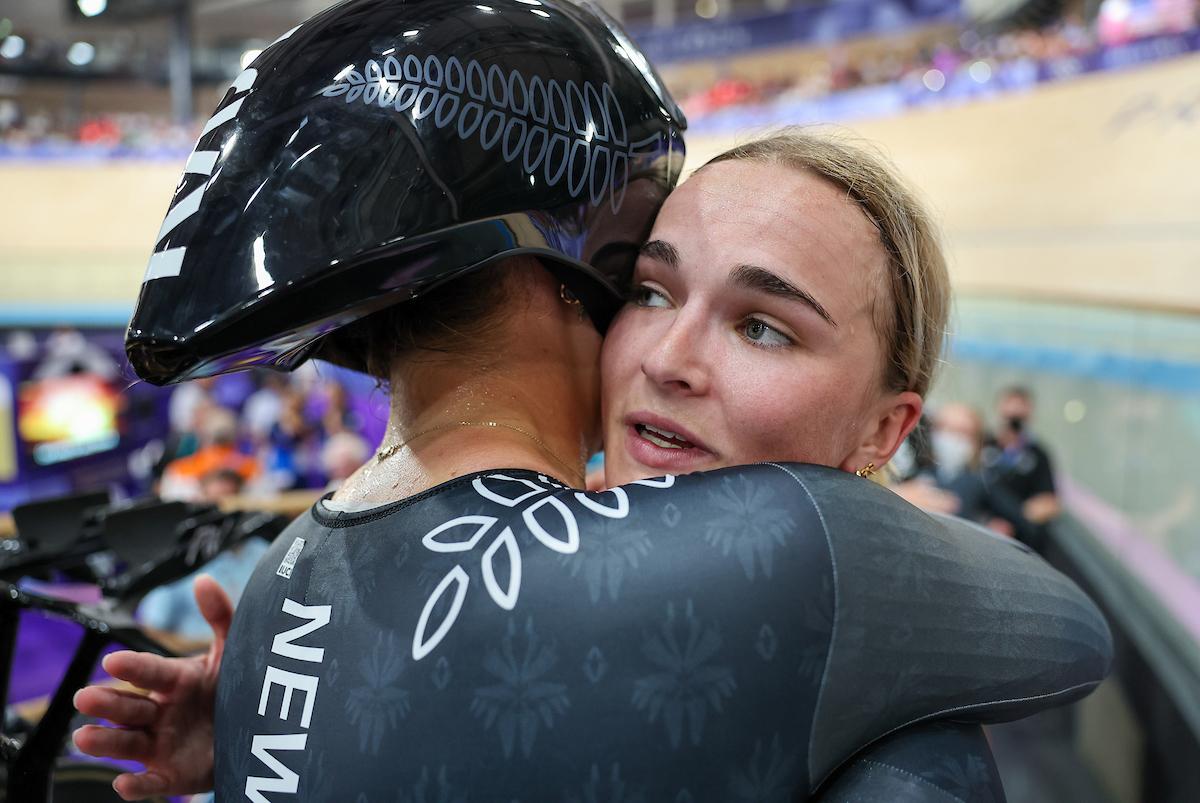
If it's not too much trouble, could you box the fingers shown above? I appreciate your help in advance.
[74,686,158,728]
[113,771,172,802]
[72,723,152,762]
[102,651,183,694]
[194,574,234,641]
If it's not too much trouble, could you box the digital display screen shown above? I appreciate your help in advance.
[17,374,121,466]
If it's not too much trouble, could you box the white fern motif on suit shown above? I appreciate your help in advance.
[321,53,664,213]
[412,473,675,660]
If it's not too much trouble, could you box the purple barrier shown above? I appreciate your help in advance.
[630,0,960,65]
[8,581,109,707]
[0,142,193,161]
[1060,476,1200,646]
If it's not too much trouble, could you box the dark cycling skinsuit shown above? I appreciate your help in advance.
[215,463,1111,801]
[819,721,1003,802]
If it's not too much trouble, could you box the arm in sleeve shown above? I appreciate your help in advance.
[980,479,1039,545]
[1030,445,1057,496]
[813,722,1005,803]
[763,463,1111,791]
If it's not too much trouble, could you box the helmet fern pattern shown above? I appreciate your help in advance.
[322,53,662,213]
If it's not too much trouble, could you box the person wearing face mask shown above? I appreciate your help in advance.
[982,386,1062,550]
[923,403,1030,539]
[70,5,1111,800]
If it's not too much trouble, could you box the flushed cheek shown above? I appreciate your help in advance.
[600,309,645,378]
[599,321,641,422]
[711,368,851,466]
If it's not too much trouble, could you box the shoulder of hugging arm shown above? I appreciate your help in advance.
[759,462,1112,792]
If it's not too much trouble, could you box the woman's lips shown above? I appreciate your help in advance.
[622,413,715,472]
[636,423,693,449]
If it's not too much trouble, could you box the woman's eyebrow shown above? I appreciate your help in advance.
[730,264,838,327]
[638,239,680,269]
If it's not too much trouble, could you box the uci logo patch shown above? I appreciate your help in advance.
[276,537,306,579]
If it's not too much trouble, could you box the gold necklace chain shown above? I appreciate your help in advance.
[375,420,584,486]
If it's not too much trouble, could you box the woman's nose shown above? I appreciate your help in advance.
[640,313,709,396]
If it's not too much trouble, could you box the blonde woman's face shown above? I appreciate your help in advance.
[601,160,896,485]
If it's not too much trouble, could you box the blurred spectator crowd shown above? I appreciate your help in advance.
[137,364,385,642]
[892,386,1061,552]
[155,364,379,505]
[679,14,1126,120]
[0,102,196,152]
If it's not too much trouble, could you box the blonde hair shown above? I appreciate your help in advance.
[706,127,950,398]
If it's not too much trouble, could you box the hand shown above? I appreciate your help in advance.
[1022,493,1061,524]
[987,517,1017,538]
[73,575,232,800]
[892,479,961,516]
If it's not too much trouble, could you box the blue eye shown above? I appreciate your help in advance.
[741,318,792,348]
[633,284,671,308]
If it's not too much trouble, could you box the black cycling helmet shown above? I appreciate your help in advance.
[126,0,686,385]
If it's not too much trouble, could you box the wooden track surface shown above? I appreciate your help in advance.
[685,53,1200,313]
[1,53,1196,313]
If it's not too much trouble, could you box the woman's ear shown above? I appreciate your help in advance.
[839,391,923,473]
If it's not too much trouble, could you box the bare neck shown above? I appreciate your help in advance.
[390,358,591,484]
[332,312,598,505]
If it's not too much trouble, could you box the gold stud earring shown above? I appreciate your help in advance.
[855,462,877,479]
[559,284,586,320]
